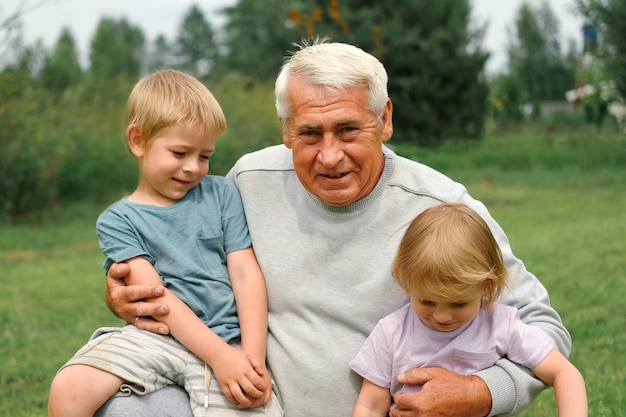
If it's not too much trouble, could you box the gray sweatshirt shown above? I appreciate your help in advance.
[227,144,571,417]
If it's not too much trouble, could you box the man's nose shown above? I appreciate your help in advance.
[317,135,345,166]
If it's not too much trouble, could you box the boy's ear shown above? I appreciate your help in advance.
[126,125,144,157]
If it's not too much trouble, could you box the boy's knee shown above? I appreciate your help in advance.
[48,372,71,417]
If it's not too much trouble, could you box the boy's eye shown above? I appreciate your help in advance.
[452,302,469,308]
[419,300,435,306]
[200,155,210,161]
[173,151,185,157]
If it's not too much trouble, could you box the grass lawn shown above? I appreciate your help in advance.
[465,180,625,416]
[1,178,623,416]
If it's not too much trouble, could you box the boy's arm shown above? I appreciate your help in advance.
[123,257,263,407]
[227,247,267,363]
[531,348,588,417]
[226,247,272,406]
[352,379,391,417]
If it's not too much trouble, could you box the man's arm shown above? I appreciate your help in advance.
[391,369,491,417]
[105,262,171,335]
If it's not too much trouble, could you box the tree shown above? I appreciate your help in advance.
[489,74,525,123]
[39,28,82,94]
[146,34,175,73]
[0,0,55,64]
[216,0,296,82]
[507,1,576,117]
[576,0,626,99]
[175,5,218,78]
[88,17,145,81]
[287,0,489,146]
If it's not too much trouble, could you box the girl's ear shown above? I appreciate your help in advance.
[481,281,493,308]
[127,125,144,157]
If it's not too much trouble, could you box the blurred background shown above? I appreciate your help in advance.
[1,0,623,222]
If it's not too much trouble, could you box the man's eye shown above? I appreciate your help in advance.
[298,131,320,144]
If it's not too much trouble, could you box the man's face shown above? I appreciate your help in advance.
[281,77,393,207]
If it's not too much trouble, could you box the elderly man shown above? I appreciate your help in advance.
[100,39,570,417]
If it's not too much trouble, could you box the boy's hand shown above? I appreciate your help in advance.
[211,345,266,408]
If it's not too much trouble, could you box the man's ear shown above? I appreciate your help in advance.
[381,98,394,143]
[279,117,293,149]
[126,125,144,157]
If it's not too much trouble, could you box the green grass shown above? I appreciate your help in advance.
[0,205,122,417]
[1,135,624,416]
[464,181,625,416]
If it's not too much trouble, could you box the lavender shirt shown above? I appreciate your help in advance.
[349,303,554,396]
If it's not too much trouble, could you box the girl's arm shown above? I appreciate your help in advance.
[352,378,392,417]
[227,247,272,406]
[531,348,588,417]
[124,256,263,407]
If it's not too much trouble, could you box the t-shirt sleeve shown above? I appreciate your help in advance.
[218,177,252,254]
[505,309,555,369]
[96,206,153,275]
[349,320,394,389]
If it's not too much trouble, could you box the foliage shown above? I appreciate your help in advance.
[576,0,626,99]
[174,5,218,79]
[284,0,489,147]
[392,131,626,186]
[209,77,283,175]
[39,28,82,94]
[507,1,577,117]
[145,34,175,73]
[488,73,525,124]
[0,58,283,221]
[214,0,296,82]
[2,1,626,221]
[88,17,145,81]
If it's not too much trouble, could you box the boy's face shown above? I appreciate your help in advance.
[409,288,483,332]
[132,122,217,206]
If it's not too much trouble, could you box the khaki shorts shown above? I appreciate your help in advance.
[63,326,283,417]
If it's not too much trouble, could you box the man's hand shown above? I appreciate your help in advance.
[389,367,491,417]
[105,262,171,335]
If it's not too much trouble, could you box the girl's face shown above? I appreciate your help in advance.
[131,122,217,206]
[410,289,484,332]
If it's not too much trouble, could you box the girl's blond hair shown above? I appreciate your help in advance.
[392,203,508,307]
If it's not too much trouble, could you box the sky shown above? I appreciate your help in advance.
[1,0,585,74]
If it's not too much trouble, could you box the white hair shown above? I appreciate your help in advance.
[275,38,389,126]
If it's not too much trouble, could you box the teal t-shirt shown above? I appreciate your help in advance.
[96,175,251,344]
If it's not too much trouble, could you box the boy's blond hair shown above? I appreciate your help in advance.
[127,69,226,143]
[392,203,508,307]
